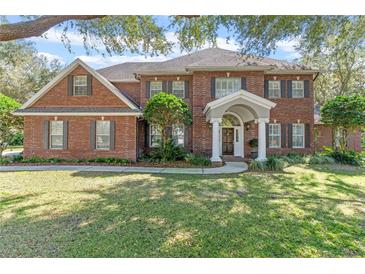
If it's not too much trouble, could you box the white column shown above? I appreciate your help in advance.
[210,118,222,162]
[257,118,268,161]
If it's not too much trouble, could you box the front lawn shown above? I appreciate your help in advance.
[0,164,365,257]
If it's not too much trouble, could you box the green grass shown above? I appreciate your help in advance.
[0,164,365,257]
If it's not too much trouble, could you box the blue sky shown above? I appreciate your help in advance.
[6,16,300,69]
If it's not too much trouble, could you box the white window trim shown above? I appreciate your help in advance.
[150,81,163,98]
[96,120,111,150]
[269,123,281,148]
[292,80,304,98]
[292,123,305,148]
[149,124,162,148]
[215,77,241,98]
[50,121,64,149]
[172,124,185,147]
[73,75,88,96]
[268,80,281,99]
[172,81,185,98]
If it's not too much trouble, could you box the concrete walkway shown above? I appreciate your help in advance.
[0,161,248,175]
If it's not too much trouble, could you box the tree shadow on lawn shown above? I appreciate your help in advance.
[1,171,365,257]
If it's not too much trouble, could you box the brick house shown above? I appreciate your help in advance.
[14,48,362,162]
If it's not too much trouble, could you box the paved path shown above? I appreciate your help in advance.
[0,162,248,175]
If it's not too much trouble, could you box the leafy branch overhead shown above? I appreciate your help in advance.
[0,16,364,57]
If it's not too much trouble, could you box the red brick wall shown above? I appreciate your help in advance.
[112,81,141,105]
[314,124,362,152]
[23,116,137,161]
[33,65,128,108]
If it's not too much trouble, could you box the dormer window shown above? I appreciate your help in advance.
[73,75,88,96]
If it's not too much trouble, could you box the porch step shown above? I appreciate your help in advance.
[221,155,245,162]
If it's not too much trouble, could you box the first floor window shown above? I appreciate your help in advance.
[96,121,110,150]
[150,81,162,97]
[172,81,185,98]
[172,124,185,146]
[269,124,281,148]
[50,121,64,149]
[215,77,241,98]
[73,75,88,96]
[292,80,304,98]
[292,123,305,148]
[150,124,162,147]
[268,80,281,98]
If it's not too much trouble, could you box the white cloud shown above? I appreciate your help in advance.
[33,29,85,46]
[276,39,300,59]
[77,54,171,67]
[37,52,65,64]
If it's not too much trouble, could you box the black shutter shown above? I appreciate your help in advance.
[145,122,150,148]
[184,125,189,148]
[90,121,96,150]
[287,80,292,98]
[166,126,172,139]
[281,124,286,148]
[167,81,173,93]
[63,121,68,149]
[87,75,92,96]
[68,75,73,96]
[305,123,310,148]
[264,80,269,98]
[145,81,150,98]
[211,77,216,98]
[110,121,115,150]
[266,123,269,148]
[304,80,310,98]
[281,80,286,98]
[43,120,49,149]
[162,81,168,93]
[288,124,293,148]
[184,80,189,98]
[241,77,247,90]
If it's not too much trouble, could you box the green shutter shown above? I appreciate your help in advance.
[264,80,269,98]
[211,77,216,98]
[162,81,168,93]
[90,121,96,150]
[146,81,150,98]
[266,123,269,148]
[288,124,293,148]
[63,121,68,149]
[167,81,173,93]
[304,80,310,98]
[281,80,286,98]
[43,120,49,149]
[68,75,73,96]
[287,80,292,98]
[305,123,310,148]
[184,80,189,98]
[87,75,92,96]
[281,124,286,148]
[241,77,247,90]
[110,121,115,150]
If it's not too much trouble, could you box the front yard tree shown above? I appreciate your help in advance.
[321,95,365,151]
[0,94,23,156]
[143,92,192,145]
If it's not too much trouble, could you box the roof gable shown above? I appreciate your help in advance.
[21,59,139,110]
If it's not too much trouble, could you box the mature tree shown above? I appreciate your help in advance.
[0,40,63,102]
[0,94,23,156]
[321,95,365,151]
[143,92,192,145]
[1,16,364,57]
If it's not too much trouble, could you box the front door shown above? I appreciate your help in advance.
[222,128,234,155]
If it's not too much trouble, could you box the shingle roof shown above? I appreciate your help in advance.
[97,48,317,81]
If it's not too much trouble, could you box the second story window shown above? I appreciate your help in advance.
[292,81,304,98]
[215,78,240,98]
[268,81,281,98]
[73,75,88,96]
[172,81,185,98]
[150,81,162,97]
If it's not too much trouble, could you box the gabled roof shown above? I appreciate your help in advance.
[97,48,318,81]
[20,58,140,110]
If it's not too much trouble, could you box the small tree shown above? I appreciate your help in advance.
[321,95,365,151]
[0,94,23,156]
[143,92,192,145]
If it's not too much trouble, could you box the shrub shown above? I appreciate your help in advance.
[0,157,11,165]
[249,159,267,171]
[146,139,187,162]
[21,156,48,163]
[8,132,23,146]
[282,153,306,164]
[87,157,130,164]
[266,156,286,171]
[12,155,23,162]
[325,150,363,166]
[308,154,336,165]
[184,153,211,166]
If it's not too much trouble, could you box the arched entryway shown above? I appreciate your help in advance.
[219,112,244,157]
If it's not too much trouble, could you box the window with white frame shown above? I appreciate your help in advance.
[150,124,162,147]
[292,81,304,98]
[269,124,281,148]
[292,123,305,148]
[50,121,64,149]
[172,124,185,146]
[73,75,88,96]
[215,77,240,98]
[268,80,281,98]
[96,121,110,150]
[172,81,185,98]
[150,81,162,97]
